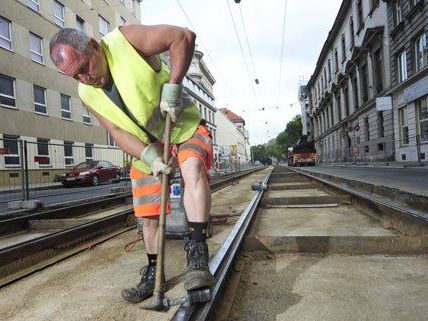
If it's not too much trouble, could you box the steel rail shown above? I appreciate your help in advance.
[289,168,428,225]
[0,168,265,288]
[170,169,272,321]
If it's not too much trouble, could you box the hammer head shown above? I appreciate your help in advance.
[140,291,166,311]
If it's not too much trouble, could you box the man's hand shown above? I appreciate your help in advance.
[160,84,185,123]
[140,143,176,177]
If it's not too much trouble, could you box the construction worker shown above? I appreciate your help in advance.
[49,25,213,303]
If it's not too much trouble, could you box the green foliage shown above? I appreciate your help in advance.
[276,115,302,152]
[250,114,302,163]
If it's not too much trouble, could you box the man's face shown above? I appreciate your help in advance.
[53,41,109,87]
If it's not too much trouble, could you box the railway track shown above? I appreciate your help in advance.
[1,165,427,321]
[179,165,428,321]
[0,167,263,288]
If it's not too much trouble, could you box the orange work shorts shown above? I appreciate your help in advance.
[130,124,213,218]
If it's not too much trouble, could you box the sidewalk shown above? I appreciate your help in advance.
[292,165,428,198]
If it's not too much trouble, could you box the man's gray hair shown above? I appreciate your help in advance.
[49,28,91,65]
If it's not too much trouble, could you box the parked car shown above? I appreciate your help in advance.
[61,160,120,187]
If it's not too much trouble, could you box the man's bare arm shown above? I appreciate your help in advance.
[121,24,196,84]
[85,104,146,158]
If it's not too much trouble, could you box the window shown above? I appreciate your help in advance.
[341,34,346,62]
[3,134,20,165]
[395,0,403,25]
[54,1,65,28]
[378,111,384,138]
[351,71,359,110]
[29,32,44,64]
[83,106,91,124]
[336,93,342,121]
[0,16,12,50]
[399,107,409,145]
[344,86,350,117]
[64,141,74,165]
[0,74,16,108]
[98,15,109,35]
[357,0,364,30]
[33,85,46,114]
[107,132,116,146]
[120,16,126,26]
[373,49,383,93]
[323,68,327,88]
[334,48,339,72]
[328,59,332,81]
[360,64,369,103]
[415,33,427,72]
[397,50,408,83]
[37,138,50,164]
[60,93,71,119]
[76,15,85,32]
[417,96,428,142]
[349,18,355,48]
[364,117,370,141]
[85,143,93,161]
[27,0,39,11]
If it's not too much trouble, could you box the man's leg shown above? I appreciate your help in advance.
[122,166,164,303]
[180,156,214,290]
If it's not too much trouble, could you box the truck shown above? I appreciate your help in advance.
[287,135,316,166]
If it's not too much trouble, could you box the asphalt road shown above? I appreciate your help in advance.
[300,165,428,197]
[0,182,123,214]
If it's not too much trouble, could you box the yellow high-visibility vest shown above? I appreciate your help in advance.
[78,27,201,174]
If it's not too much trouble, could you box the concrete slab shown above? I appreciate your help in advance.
[266,189,331,198]
[263,195,349,206]
[229,253,428,321]
[269,183,319,190]
[254,207,392,237]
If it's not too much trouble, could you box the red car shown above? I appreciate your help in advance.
[61,160,121,187]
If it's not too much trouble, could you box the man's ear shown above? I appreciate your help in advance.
[88,38,100,52]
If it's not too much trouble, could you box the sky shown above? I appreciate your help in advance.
[141,0,343,145]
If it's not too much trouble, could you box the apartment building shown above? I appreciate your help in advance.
[0,0,142,183]
[185,46,218,160]
[216,108,250,164]
[307,0,394,163]
[385,0,428,162]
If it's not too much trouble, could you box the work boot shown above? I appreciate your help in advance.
[183,240,214,290]
[121,265,156,303]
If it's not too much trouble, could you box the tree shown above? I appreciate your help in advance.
[276,115,302,153]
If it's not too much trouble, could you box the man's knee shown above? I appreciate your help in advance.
[143,216,159,229]
[181,157,206,185]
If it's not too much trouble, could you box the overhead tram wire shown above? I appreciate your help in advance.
[226,0,259,109]
[175,0,238,105]
[276,0,288,107]
[237,3,258,84]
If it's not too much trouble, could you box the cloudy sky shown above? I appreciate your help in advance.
[141,0,342,145]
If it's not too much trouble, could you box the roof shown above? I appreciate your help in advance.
[219,108,245,124]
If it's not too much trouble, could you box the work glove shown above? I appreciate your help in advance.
[140,143,176,177]
[160,83,185,123]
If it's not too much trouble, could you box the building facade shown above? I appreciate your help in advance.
[185,46,218,160]
[385,0,428,162]
[0,0,142,184]
[307,0,395,163]
[216,108,250,165]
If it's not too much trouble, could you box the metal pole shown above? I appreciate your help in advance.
[383,142,387,163]
[24,140,30,200]
[19,140,25,201]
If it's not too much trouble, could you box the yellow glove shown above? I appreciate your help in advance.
[140,143,176,177]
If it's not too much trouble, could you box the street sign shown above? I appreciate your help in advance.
[0,148,10,155]
[354,123,360,131]
[230,145,237,156]
[376,96,392,111]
